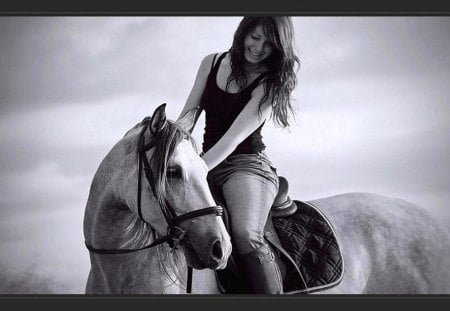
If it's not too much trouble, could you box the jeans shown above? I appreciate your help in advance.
[207,151,279,255]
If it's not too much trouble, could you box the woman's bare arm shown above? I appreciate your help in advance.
[176,53,216,132]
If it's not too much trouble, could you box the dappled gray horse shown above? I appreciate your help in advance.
[84,104,450,294]
[83,104,232,294]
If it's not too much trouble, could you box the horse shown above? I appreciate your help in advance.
[84,104,450,294]
[83,104,232,294]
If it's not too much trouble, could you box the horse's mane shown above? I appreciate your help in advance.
[122,117,196,291]
[150,120,197,209]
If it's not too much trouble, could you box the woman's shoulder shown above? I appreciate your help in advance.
[193,52,226,81]
[200,52,227,69]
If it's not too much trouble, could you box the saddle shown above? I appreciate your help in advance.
[213,176,344,294]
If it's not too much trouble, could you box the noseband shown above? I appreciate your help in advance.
[85,117,223,254]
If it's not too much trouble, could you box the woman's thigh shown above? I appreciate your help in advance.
[221,173,277,254]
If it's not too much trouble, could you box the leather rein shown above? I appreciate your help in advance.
[85,117,223,293]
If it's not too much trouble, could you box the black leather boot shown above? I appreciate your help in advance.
[238,244,283,294]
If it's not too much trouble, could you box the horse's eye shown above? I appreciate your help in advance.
[167,167,182,179]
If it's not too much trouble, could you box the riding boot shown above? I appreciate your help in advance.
[238,244,283,294]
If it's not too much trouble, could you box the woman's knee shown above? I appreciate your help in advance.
[232,226,266,255]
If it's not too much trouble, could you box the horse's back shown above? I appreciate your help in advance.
[310,192,450,294]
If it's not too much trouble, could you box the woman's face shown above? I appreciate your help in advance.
[243,25,274,65]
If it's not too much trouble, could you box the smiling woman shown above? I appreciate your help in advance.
[176,16,300,294]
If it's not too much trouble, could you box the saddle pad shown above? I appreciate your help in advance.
[271,200,344,294]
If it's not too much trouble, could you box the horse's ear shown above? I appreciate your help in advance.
[150,103,167,135]
[176,107,200,134]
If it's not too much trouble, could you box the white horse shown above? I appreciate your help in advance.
[83,104,450,294]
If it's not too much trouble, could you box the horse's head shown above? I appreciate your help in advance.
[124,104,231,270]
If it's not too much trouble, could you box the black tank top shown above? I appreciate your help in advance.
[200,52,267,155]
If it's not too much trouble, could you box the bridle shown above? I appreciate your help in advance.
[85,117,224,293]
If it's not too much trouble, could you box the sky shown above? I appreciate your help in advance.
[0,16,449,293]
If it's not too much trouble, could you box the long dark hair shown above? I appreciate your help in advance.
[228,16,300,128]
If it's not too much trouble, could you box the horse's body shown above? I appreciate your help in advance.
[187,193,450,294]
[311,193,450,294]
[84,105,450,294]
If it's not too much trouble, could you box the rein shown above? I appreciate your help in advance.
[85,117,223,293]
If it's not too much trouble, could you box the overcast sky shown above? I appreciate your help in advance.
[0,16,449,293]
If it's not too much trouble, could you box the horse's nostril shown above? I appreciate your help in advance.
[211,240,223,261]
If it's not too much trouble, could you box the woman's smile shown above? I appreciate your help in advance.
[243,25,273,64]
[249,48,265,57]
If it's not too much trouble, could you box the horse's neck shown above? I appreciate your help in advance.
[85,131,138,238]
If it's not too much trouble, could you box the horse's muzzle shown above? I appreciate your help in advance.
[207,239,229,270]
[182,234,231,270]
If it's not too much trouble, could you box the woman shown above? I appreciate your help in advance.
[177,16,299,294]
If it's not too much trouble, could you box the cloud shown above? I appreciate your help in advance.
[0,17,241,113]
[265,119,450,218]
[293,17,450,82]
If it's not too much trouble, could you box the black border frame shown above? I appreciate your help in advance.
[1,294,450,308]
[0,0,449,309]
[0,0,450,15]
